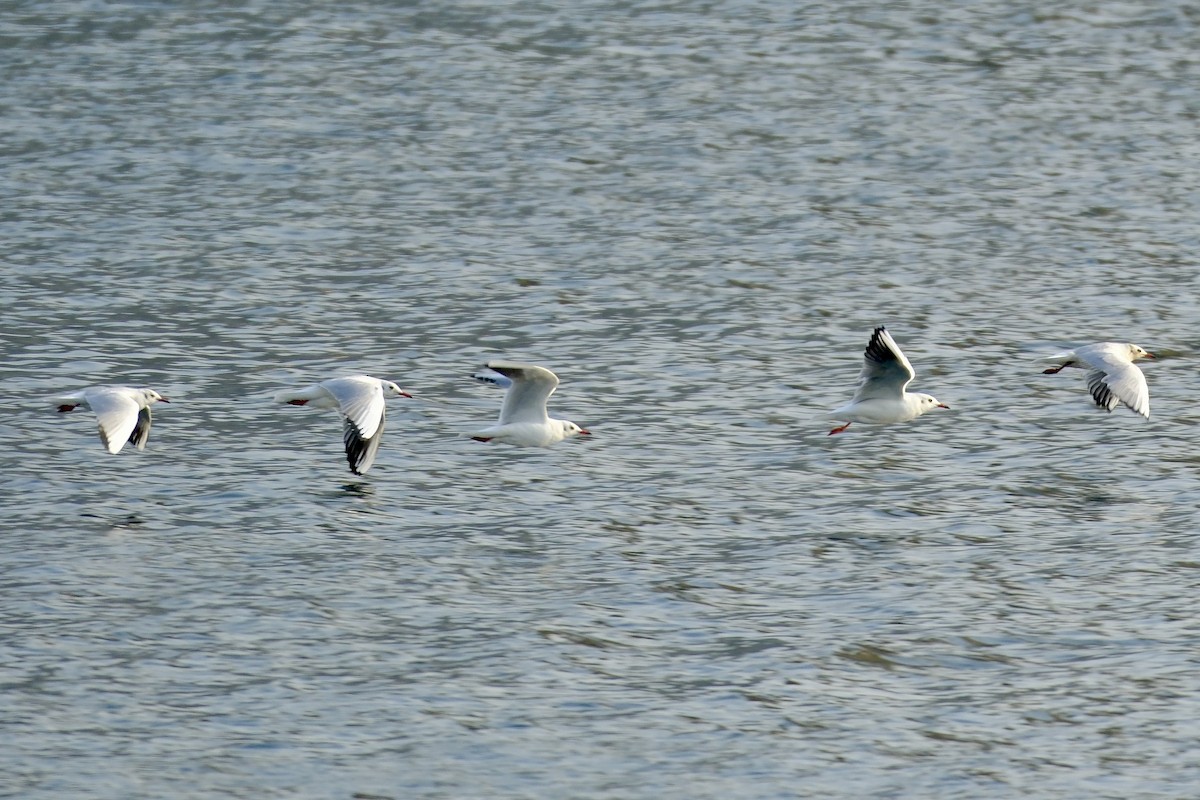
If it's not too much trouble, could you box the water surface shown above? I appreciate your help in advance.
[3,2,1200,798]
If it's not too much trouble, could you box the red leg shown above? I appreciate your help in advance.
[287,399,309,405]
[470,436,493,442]
[828,422,851,435]
[57,404,78,413]
[1042,365,1064,374]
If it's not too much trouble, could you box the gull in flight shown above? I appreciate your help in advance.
[275,375,411,474]
[1041,342,1154,419]
[469,361,590,446]
[828,327,949,435]
[52,386,170,453]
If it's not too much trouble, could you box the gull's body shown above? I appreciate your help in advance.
[470,361,590,447]
[1041,342,1154,419]
[827,327,949,435]
[275,375,410,474]
[52,386,169,453]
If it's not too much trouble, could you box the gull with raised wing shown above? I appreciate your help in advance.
[275,375,411,475]
[1041,342,1154,419]
[52,386,170,453]
[469,361,590,446]
[827,327,949,435]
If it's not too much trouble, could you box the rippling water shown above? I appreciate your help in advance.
[4,2,1200,798]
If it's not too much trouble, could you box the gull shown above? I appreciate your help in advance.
[827,327,949,435]
[275,375,411,475]
[1041,342,1154,419]
[52,386,170,453]
[469,361,590,446]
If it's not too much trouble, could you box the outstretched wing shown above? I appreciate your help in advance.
[1084,365,1149,418]
[1074,346,1150,418]
[129,405,154,450]
[850,327,916,402]
[483,362,559,425]
[87,389,141,454]
[321,377,386,440]
[318,377,388,474]
[471,371,513,389]
[343,410,385,475]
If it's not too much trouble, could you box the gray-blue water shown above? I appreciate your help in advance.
[4,2,1200,798]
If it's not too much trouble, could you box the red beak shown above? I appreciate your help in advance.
[159,397,171,403]
[937,403,950,409]
[400,391,413,398]
[1144,353,1156,359]
[579,428,592,435]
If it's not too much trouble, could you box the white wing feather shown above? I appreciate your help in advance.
[86,388,142,454]
[851,327,916,402]
[484,362,559,426]
[1074,345,1150,418]
[320,377,385,440]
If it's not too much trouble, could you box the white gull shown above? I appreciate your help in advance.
[53,386,170,454]
[469,361,590,446]
[275,375,411,475]
[827,327,949,435]
[1041,342,1154,419]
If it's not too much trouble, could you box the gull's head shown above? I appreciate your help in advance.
[561,420,591,439]
[1129,344,1155,361]
[140,388,169,404]
[916,393,949,414]
[383,381,413,399]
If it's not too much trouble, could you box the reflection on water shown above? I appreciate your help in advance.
[338,482,375,499]
[80,511,147,530]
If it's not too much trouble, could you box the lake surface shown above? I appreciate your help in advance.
[3,2,1200,798]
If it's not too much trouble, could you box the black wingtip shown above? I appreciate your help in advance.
[863,327,897,364]
[344,430,369,475]
[342,413,385,476]
[341,418,365,473]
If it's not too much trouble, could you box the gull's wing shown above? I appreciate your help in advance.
[1075,347,1150,418]
[86,388,141,454]
[484,362,559,425]
[319,377,387,474]
[321,377,385,440]
[129,405,153,450]
[471,371,514,389]
[343,411,385,475]
[850,327,916,402]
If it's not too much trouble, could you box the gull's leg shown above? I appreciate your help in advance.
[1042,360,1075,375]
[828,422,851,435]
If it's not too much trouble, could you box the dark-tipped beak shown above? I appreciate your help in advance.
[159,397,171,403]
[937,403,950,409]
[1145,353,1156,360]
[579,428,592,435]
[400,391,413,398]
